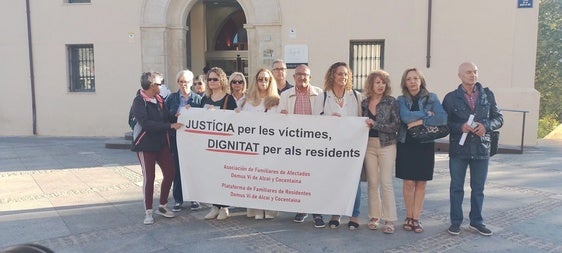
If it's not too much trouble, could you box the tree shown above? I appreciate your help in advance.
[536,0,562,121]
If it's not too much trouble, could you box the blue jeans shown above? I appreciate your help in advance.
[170,137,183,205]
[449,157,488,226]
[352,182,361,217]
[332,182,361,219]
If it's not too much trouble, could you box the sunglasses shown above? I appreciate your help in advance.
[153,83,162,86]
[231,80,244,84]
[194,82,203,86]
[208,78,219,82]
[257,77,270,82]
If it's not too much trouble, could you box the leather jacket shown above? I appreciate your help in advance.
[442,82,503,159]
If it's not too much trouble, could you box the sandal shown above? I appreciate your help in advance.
[383,223,395,234]
[403,218,413,231]
[348,221,359,230]
[412,219,423,233]
[328,219,340,228]
[368,218,380,230]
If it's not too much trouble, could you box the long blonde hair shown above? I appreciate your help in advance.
[245,68,279,110]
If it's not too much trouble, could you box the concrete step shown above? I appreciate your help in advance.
[104,138,131,150]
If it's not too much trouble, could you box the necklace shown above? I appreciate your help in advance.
[334,91,345,104]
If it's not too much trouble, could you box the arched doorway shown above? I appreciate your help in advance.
[186,0,248,77]
[140,0,282,89]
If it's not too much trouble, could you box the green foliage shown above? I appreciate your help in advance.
[536,0,562,122]
[538,114,560,138]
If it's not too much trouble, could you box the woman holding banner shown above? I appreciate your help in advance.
[201,67,238,220]
[362,70,400,234]
[313,62,364,230]
[241,68,280,219]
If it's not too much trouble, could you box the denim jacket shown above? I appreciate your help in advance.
[442,82,503,159]
[397,91,448,143]
[361,95,400,147]
[164,91,202,137]
[165,91,202,123]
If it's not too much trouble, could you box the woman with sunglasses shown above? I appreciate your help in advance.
[241,68,280,219]
[229,72,247,108]
[201,67,238,220]
[192,75,207,97]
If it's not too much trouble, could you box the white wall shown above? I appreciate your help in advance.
[0,0,540,146]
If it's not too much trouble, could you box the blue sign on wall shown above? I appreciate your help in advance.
[518,0,533,8]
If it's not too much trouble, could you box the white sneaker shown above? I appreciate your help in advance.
[247,208,256,218]
[205,206,220,220]
[217,207,229,220]
[155,204,175,218]
[144,210,154,225]
[265,210,278,219]
[255,210,264,220]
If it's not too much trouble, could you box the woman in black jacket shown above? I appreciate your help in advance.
[131,72,184,225]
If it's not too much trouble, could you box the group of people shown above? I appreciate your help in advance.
[129,60,503,237]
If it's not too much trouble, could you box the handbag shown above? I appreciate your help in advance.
[407,124,450,142]
[490,131,500,156]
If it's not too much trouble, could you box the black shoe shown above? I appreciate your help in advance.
[190,201,201,210]
[172,203,182,212]
[313,216,325,228]
[328,219,340,229]
[348,221,359,230]
[448,224,461,235]
[469,223,492,236]
[294,213,308,223]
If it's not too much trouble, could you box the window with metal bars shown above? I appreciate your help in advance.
[68,44,95,92]
[349,40,385,91]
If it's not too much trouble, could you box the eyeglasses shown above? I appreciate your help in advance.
[257,77,270,82]
[194,82,203,86]
[208,78,219,82]
[153,83,162,86]
[231,80,244,84]
[273,68,287,72]
[295,73,309,77]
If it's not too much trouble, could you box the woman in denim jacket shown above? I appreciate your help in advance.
[396,68,447,233]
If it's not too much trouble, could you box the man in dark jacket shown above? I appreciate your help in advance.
[442,62,503,236]
[131,72,184,225]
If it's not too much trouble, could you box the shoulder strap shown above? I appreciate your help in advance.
[352,89,362,116]
[222,95,229,109]
[320,91,327,115]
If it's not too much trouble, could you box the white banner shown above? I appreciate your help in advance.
[177,108,368,216]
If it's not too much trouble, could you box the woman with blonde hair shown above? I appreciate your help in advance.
[229,72,247,108]
[241,68,280,220]
[313,62,364,230]
[241,68,279,112]
[201,67,238,220]
[362,70,400,234]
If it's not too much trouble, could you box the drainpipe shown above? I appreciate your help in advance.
[426,0,432,68]
[26,0,37,135]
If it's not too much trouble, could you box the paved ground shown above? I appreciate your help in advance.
[0,136,561,253]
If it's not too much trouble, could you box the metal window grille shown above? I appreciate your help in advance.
[68,44,95,92]
[349,40,385,91]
